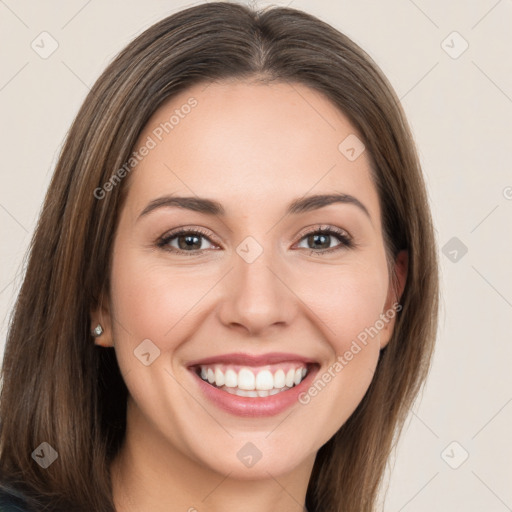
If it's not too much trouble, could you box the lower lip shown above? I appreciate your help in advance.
[189,365,319,417]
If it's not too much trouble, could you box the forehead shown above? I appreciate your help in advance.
[123,80,380,224]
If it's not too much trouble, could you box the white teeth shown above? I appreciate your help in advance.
[255,370,274,390]
[197,364,309,392]
[285,369,295,388]
[214,367,225,387]
[273,369,285,388]
[221,385,292,397]
[238,368,255,390]
[225,369,238,388]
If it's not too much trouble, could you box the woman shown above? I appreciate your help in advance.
[0,2,439,511]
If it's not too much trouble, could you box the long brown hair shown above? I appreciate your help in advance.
[0,2,439,511]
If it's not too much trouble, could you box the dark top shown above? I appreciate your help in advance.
[0,487,30,512]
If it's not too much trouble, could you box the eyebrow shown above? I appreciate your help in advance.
[138,192,371,221]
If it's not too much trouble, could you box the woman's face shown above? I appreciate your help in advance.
[96,80,407,480]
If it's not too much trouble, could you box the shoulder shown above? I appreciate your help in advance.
[0,486,31,512]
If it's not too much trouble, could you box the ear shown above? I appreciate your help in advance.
[379,249,408,350]
[90,291,114,348]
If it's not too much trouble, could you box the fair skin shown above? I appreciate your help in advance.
[92,80,407,512]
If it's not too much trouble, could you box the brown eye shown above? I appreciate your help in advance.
[175,233,203,251]
[296,226,353,254]
[157,228,217,255]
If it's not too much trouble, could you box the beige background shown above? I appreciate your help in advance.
[1,0,511,510]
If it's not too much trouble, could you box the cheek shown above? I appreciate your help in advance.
[108,248,223,358]
[299,259,389,346]
[298,260,388,394]
[294,263,389,434]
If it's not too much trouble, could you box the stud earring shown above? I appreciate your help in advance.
[92,324,104,337]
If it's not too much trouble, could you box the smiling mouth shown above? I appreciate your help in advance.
[192,363,314,398]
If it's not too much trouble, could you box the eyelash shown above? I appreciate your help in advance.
[156,225,354,257]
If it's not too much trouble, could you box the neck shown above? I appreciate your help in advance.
[110,398,314,512]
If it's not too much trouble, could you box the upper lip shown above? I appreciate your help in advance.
[187,352,317,367]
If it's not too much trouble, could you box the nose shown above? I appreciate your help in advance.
[216,242,297,337]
